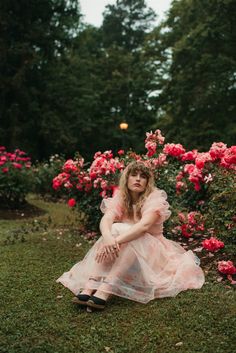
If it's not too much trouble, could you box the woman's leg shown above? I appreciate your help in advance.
[93,244,137,301]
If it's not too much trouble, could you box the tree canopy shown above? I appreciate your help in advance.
[1,0,235,160]
[157,0,236,149]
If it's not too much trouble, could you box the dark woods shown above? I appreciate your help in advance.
[1,0,235,161]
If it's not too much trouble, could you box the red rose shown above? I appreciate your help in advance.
[202,237,224,252]
[218,260,236,275]
[118,149,124,155]
[68,198,76,207]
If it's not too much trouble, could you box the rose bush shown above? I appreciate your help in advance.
[0,146,32,207]
[53,130,235,244]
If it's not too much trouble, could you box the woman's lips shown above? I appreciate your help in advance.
[134,183,141,187]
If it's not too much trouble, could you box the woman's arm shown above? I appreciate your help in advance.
[99,211,115,242]
[96,212,120,263]
[116,212,160,245]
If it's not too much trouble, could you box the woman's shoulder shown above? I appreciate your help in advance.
[141,187,169,211]
[100,189,123,218]
[141,187,171,222]
[146,187,168,201]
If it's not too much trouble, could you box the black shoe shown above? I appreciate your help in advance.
[86,295,107,310]
[72,294,91,306]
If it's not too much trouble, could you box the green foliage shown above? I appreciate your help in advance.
[1,0,235,161]
[0,0,162,161]
[0,149,32,208]
[77,189,102,232]
[158,0,236,149]
[0,167,31,207]
[0,0,81,158]
[32,154,66,200]
[202,166,236,245]
[3,217,51,245]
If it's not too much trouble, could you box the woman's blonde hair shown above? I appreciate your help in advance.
[119,161,155,219]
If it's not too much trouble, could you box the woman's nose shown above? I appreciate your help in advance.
[136,174,141,180]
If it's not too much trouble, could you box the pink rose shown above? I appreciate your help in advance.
[178,212,186,222]
[202,237,224,252]
[12,162,22,169]
[176,181,186,193]
[145,141,157,157]
[163,143,186,157]
[195,152,212,169]
[184,164,195,174]
[52,179,61,190]
[63,159,78,173]
[68,198,76,207]
[118,149,124,155]
[209,142,227,160]
[181,149,198,161]
[218,260,236,275]
[181,224,193,238]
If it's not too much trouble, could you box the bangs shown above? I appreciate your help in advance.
[128,162,151,178]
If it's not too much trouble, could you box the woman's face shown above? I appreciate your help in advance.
[127,169,148,194]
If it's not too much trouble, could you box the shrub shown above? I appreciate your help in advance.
[32,154,66,200]
[53,131,236,251]
[0,147,32,208]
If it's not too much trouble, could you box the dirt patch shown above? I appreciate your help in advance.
[0,202,46,220]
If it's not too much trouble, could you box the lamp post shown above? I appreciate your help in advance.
[119,122,129,150]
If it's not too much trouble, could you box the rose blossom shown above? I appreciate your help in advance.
[181,149,198,161]
[187,211,199,225]
[218,260,236,275]
[195,152,212,169]
[118,149,124,155]
[145,129,165,157]
[12,162,23,169]
[209,142,227,160]
[202,237,225,252]
[163,143,186,157]
[181,224,193,238]
[63,159,79,173]
[68,198,76,207]
[220,146,236,168]
[176,181,186,193]
[178,212,186,222]
[145,141,157,157]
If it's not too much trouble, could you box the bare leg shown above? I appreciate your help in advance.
[93,289,110,301]
[80,288,94,295]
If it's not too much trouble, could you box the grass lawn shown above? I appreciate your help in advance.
[0,196,235,353]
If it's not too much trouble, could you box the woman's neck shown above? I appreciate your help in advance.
[130,191,140,204]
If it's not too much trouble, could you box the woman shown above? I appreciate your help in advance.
[57,161,205,310]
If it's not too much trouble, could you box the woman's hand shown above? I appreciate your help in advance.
[95,239,120,263]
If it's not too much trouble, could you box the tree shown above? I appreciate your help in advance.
[0,0,81,157]
[157,0,236,149]
[97,0,160,152]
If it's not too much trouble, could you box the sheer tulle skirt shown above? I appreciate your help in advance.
[56,223,205,303]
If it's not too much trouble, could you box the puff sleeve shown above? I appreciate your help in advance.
[141,188,171,224]
[100,191,123,220]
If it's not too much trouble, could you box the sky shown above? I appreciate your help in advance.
[79,0,173,27]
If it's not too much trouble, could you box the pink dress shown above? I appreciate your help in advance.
[56,188,205,303]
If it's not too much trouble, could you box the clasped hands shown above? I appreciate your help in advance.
[95,238,120,263]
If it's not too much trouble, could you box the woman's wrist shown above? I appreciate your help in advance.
[102,232,112,240]
[116,235,123,245]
